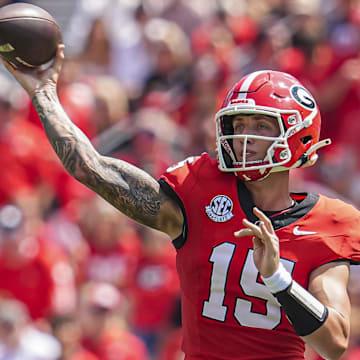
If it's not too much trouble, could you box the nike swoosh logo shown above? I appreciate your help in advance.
[293,226,317,236]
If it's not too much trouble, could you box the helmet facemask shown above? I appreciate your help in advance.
[216,105,310,181]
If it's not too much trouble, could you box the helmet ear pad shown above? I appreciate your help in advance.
[286,132,315,168]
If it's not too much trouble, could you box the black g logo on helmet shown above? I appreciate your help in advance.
[290,85,316,110]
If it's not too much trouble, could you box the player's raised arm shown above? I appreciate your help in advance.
[1,46,184,239]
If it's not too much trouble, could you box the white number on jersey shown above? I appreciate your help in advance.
[202,243,295,329]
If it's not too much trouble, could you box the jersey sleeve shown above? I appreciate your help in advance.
[158,154,208,249]
[159,156,199,198]
[317,197,360,265]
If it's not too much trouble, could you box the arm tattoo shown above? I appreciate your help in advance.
[32,86,168,229]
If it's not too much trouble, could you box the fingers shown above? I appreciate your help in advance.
[234,208,280,277]
[234,228,253,237]
[56,44,65,60]
[252,236,263,250]
[253,207,275,235]
[52,45,65,74]
[234,218,260,237]
[234,207,275,240]
[259,220,272,239]
[46,44,65,75]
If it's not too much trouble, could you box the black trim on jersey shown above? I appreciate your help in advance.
[158,178,188,249]
[326,258,360,266]
[237,179,319,230]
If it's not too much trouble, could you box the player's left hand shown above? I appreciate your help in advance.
[234,207,279,278]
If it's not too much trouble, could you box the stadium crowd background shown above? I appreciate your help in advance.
[0,0,360,359]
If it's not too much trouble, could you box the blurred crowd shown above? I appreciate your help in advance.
[1,0,360,359]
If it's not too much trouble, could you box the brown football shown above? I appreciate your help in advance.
[0,2,62,68]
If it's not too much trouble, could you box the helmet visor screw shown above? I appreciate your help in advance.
[279,150,288,160]
[288,115,297,125]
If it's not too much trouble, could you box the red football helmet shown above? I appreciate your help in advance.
[215,70,331,181]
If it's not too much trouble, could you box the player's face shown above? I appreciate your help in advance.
[232,114,280,162]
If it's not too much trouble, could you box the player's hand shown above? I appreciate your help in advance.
[234,207,279,278]
[0,44,64,98]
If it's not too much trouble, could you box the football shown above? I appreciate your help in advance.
[0,2,62,68]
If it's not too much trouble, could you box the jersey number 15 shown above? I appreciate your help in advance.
[202,242,295,329]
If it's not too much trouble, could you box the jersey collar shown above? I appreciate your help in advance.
[236,179,319,230]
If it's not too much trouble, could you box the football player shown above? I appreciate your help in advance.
[2,46,360,360]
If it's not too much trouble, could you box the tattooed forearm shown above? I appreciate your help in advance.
[33,86,96,177]
[31,86,180,231]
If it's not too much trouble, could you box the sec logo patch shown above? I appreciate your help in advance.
[205,195,234,222]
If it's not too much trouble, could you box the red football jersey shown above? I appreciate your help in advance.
[159,153,360,360]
